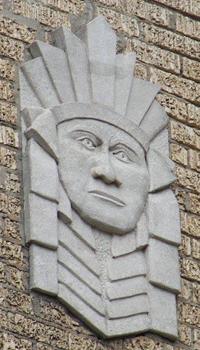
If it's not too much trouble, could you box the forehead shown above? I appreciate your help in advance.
[58,119,145,154]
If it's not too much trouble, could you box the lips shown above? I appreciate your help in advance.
[88,190,125,207]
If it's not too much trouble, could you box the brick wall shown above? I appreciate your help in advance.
[0,0,200,349]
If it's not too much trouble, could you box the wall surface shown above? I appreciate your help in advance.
[0,0,200,349]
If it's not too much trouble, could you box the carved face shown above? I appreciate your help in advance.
[58,119,149,234]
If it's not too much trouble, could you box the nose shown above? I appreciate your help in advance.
[91,153,122,187]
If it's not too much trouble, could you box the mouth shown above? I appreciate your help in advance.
[88,190,125,207]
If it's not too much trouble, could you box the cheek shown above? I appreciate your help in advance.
[123,165,149,195]
[59,142,93,186]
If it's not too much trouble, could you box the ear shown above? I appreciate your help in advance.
[147,148,176,193]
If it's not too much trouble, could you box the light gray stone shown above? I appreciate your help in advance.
[86,16,116,107]
[30,244,58,295]
[148,238,180,293]
[148,148,176,192]
[29,40,75,103]
[25,109,58,161]
[148,284,178,340]
[21,57,60,108]
[53,28,91,104]
[148,189,181,245]
[27,139,58,202]
[19,13,180,339]
[115,53,136,115]
[27,193,58,249]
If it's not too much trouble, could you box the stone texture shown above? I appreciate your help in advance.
[130,38,180,74]
[97,7,139,38]
[181,212,200,238]
[0,102,17,125]
[153,0,200,17]
[188,149,200,172]
[0,34,24,61]
[0,332,32,350]
[0,17,36,43]
[181,258,200,282]
[170,120,200,151]
[141,22,200,60]
[175,166,200,193]
[188,193,200,215]
[182,58,200,82]
[176,14,200,40]
[12,0,70,28]
[0,0,199,349]
[170,144,188,166]
[0,146,17,169]
[150,67,200,104]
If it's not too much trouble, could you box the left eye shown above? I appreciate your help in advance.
[113,150,130,162]
[80,138,96,150]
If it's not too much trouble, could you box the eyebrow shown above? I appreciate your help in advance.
[69,129,102,145]
[109,141,139,156]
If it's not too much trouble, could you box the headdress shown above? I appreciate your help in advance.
[19,16,180,339]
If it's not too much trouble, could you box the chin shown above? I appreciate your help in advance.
[72,201,138,235]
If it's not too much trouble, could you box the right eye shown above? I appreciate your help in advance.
[79,137,96,150]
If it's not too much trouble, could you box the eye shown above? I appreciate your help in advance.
[80,137,96,150]
[112,150,131,163]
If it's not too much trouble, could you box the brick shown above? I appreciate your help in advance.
[0,58,15,81]
[178,324,192,346]
[188,193,200,215]
[12,0,70,28]
[175,166,200,193]
[0,261,6,283]
[0,146,17,169]
[0,333,32,350]
[6,264,26,290]
[175,189,187,211]
[0,238,24,268]
[181,212,200,238]
[0,126,19,148]
[0,286,33,314]
[0,80,15,102]
[43,0,84,14]
[0,171,20,193]
[170,120,200,150]
[0,102,17,125]
[0,17,36,43]
[179,301,200,326]
[97,0,171,27]
[176,14,200,40]
[187,104,200,128]
[134,62,148,80]
[182,58,200,82]
[157,93,200,128]
[97,7,139,37]
[153,0,200,18]
[141,22,200,60]
[0,193,21,221]
[1,217,21,242]
[180,278,193,301]
[157,93,188,122]
[192,239,200,260]
[0,34,24,61]
[193,284,200,304]
[193,329,200,350]
[150,67,200,104]
[188,149,200,172]
[179,235,191,257]
[130,38,180,74]
[170,144,187,166]
[181,258,200,282]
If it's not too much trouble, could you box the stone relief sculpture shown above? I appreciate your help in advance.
[19,15,181,339]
